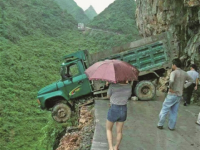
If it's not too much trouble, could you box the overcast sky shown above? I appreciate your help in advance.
[74,0,115,14]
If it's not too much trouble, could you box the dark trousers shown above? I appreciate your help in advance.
[183,84,195,104]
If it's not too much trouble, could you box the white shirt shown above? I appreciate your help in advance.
[187,70,199,83]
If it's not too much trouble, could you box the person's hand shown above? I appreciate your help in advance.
[106,82,109,87]
[194,86,198,90]
[169,89,175,93]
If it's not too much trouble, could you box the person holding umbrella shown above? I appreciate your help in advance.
[85,60,139,150]
[106,81,132,150]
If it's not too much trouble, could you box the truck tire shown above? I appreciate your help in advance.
[52,103,71,123]
[134,81,156,100]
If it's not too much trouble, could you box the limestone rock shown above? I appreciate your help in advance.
[184,0,200,7]
[135,0,200,56]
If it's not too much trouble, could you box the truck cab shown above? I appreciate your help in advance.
[60,57,92,99]
[37,51,93,122]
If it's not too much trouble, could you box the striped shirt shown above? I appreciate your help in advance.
[107,84,132,105]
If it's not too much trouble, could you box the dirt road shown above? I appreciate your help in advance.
[91,91,200,150]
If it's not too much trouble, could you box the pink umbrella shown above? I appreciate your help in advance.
[85,60,139,83]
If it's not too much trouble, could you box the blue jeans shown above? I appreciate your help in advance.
[157,94,181,129]
[107,104,127,122]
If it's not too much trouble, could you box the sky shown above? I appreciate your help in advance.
[74,0,115,14]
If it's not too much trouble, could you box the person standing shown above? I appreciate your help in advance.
[157,58,193,130]
[183,64,199,106]
[106,81,132,150]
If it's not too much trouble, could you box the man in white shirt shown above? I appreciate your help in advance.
[183,64,199,106]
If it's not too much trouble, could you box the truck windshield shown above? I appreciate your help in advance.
[61,63,80,80]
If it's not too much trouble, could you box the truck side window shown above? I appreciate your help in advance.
[69,64,80,77]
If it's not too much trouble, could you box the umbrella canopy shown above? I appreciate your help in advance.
[85,60,139,83]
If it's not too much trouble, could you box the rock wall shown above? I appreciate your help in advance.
[135,0,200,103]
[135,0,200,61]
[183,31,200,66]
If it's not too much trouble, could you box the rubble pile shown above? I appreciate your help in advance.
[56,105,95,150]
[157,69,171,92]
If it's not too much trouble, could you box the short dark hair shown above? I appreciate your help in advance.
[190,64,197,71]
[172,58,181,68]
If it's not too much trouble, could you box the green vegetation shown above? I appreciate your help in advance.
[0,1,79,149]
[85,5,98,20]
[0,0,140,149]
[89,0,138,35]
[54,0,90,24]
[83,31,139,51]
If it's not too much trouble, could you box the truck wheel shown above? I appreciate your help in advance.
[134,81,156,100]
[52,103,71,123]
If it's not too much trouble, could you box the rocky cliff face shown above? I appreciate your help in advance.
[135,0,200,103]
[135,0,200,65]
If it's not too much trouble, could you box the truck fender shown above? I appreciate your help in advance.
[39,91,69,109]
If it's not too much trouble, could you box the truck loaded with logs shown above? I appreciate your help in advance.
[37,32,179,122]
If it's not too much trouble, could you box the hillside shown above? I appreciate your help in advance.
[0,0,79,149]
[0,0,77,43]
[0,0,140,149]
[54,0,90,24]
[85,5,98,20]
[89,0,138,35]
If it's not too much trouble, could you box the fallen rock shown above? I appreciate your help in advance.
[56,104,95,150]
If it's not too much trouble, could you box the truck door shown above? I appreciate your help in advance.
[64,61,92,99]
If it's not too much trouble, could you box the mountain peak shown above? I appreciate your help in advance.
[88,5,94,9]
[54,0,90,24]
[85,5,97,20]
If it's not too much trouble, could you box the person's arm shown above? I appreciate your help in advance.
[107,85,112,99]
[169,71,175,92]
[184,74,193,88]
[195,78,199,90]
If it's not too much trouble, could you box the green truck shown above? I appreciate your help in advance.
[37,32,178,122]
